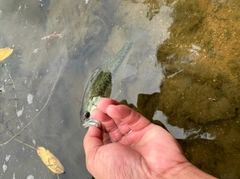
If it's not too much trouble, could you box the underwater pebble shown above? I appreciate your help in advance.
[32,139,36,145]
[2,163,7,173]
[5,155,11,162]
[27,175,34,179]
[17,107,24,117]
[27,94,33,104]
[0,86,5,93]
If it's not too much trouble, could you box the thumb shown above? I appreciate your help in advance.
[83,127,103,162]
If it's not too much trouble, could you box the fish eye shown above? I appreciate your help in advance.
[83,111,90,119]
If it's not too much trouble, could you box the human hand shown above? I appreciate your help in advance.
[83,98,216,179]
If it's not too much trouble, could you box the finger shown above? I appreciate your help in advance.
[98,98,131,135]
[83,126,103,159]
[92,108,123,142]
[110,115,132,135]
[102,132,112,144]
[106,104,151,132]
[97,98,119,113]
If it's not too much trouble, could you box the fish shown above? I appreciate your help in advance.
[80,26,146,128]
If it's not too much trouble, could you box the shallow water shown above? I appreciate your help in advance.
[0,0,115,178]
[0,0,239,178]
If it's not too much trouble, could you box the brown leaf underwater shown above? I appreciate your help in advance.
[37,146,65,174]
[0,47,13,62]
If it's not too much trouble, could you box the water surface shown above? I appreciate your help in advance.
[0,0,239,179]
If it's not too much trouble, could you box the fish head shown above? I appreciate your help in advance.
[80,108,94,127]
[81,110,101,128]
[80,96,101,127]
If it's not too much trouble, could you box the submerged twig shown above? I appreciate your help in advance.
[5,131,36,150]
[0,58,65,146]
[3,63,18,115]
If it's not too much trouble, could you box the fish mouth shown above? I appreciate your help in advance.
[82,118,101,128]
[81,111,101,128]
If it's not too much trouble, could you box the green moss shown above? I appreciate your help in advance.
[170,0,205,35]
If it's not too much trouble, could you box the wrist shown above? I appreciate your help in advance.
[164,162,218,179]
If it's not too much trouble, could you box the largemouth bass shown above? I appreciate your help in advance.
[80,27,145,128]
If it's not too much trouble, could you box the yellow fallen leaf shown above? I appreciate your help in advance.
[0,47,13,62]
[37,146,65,174]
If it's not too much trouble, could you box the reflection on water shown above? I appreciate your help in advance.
[153,110,216,140]
[1,0,239,178]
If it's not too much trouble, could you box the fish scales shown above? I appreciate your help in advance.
[80,34,140,127]
[90,71,112,99]
[101,41,134,72]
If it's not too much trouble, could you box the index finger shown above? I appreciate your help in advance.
[106,104,151,132]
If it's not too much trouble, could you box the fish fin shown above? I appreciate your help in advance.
[110,73,123,99]
[122,64,137,79]
[111,87,122,99]
[110,26,147,99]
[110,64,137,99]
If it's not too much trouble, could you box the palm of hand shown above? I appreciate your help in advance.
[84,99,188,179]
